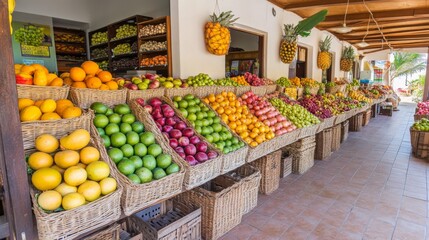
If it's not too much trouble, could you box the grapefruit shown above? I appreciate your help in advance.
[37,190,62,211]
[28,151,54,170]
[70,67,86,82]
[81,61,99,75]
[35,134,59,153]
[79,146,100,164]
[85,161,110,181]
[77,180,101,202]
[31,168,62,191]
[54,150,80,169]
[62,192,86,210]
[64,166,87,187]
[99,177,117,195]
[54,183,77,196]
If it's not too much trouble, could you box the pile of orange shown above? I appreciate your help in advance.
[18,98,82,122]
[63,61,118,90]
[231,76,249,86]
[203,91,274,147]
[30,129,117,211]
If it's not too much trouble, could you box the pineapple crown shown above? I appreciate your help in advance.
[282,9,328,41]
[319,36,332,52]
[209,11,239,27]
[342,46,355,59]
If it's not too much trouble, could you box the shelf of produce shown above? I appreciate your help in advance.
[90,42,108,48]
[55,51,87,56]
[90,57,109,62]
[54,41,85,45]
[57,58,85,62]
[139,33,167,41]
[140,65,168,70]
[109,35,137,44]
[111,66,139,72]
[111,52,138,59]
[139,49,168,55]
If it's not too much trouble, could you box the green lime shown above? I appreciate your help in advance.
[118,159,135,175]
[152,168,167,180]
[178,100,188,108]
[94,115,109,128]
[101,135,111,148]
[166,163,180,175]
[97,127,105,136]
[120,123,132,133]
[110,132,126,147]
[135,167,153,183]
[90,102,108,114]
[142,155,157,170]
[122,113,136,124]
[156,154,172,169]
[131,121,144,133]
[108,148,123,164]
[140,132,155,146]
[134,143,147,157]
[105,123,119,136]
[130,156,143,169]
[126,131,140,145]
[114,104,131,115]
[127,173,141,184]
[148,144,162,157]
[108,113,121,124]
[212,123,222,132]
[120,144,134,157]
[105,108,113,116]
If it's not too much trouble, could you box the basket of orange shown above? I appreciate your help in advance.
[15,63,70,100]
[68,61,126,109]
[21,113,122,240]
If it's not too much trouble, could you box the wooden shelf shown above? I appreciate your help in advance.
[54,41,85,45]
[139,33,167,41]
[109,35,138,44]
[140,65,168,70]
[57,59,85,62]
[55,51,86,56]
[54,27,88,73]
[139,49,168,55]
[90,56,109,62]
[90,42,108,48]
[111,52,138,59]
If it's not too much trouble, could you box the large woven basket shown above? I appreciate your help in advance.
[215,86,236,95]
[268,129,301,152]
[280,152,292,178]
[410,128,429,159]
[130,99,223,190]
[69,87,127,109]
[235,86,251,96]
[126,88,166,104]
[92,123,185,216]
[315,128,333,160]
[22,113,122,240]
[349,113,363,132]
[265,84,277,94]
[414,114,429,121]
[163,96,248,174]
[250,151,281,195]
[192,86,219,98]
[322,116,336,129]
[341,120,349,143]
[327,85,341,94]
[284,142,315,174]
[250,86,266,96]
[82,223,121,240]
[17,84,69,100]
[176,175,243,240]
[362,109,371,126]
[334,112,348,125]
[298,123,320,139]
[225,164,261,215]
[164,87,194,98]
[331,124,341,152]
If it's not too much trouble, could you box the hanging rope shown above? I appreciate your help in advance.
[214,0,221,15]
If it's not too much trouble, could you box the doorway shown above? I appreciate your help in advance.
[225,27,266,78]
[288,45,308,79]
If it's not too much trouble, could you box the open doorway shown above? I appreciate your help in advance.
[225,28,265,78]
[288,45,308,79]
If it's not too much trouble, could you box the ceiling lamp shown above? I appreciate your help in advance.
[356,16,371,48]
[333,0,352,33]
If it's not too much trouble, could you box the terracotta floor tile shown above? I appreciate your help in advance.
[254,218,288,238]
[363,218,395,240]
[220,224,258,240]
[393,219,426,240]
[336,231,363,240]
[280,226,309,240]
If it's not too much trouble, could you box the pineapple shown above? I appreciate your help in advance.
[317,36,332,70]
[340,46,355,72]
[204,11,238,55]
[280,24,298,64]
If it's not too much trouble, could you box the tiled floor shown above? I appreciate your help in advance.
[220,102,429,240]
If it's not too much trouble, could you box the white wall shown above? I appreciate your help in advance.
[88,0,170,30]
[170,0,354,81]
[230,30,259,51]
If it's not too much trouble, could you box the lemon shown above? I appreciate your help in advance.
[35,134,59,153]
[37,190,62,211]
[20,106,42,122]
[40,99,56,113]
[62,192,86,210]
[79,146,100,164]
[28,151,53,170]
[18,98,34,111]
[77,180,101,202]
[54,182,77,196]
[85,161,110,181]
[63,166,87,187]
[99,177,117,195]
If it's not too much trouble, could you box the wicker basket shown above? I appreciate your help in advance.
[308,86,320,95]
[224,164,261,215]
[69,87,127,109]
[297,87,304,99]
[315,128,333,160]
[327,85,341,94]
[17,84,70,100]
[349,113,363,132]
[130,99,223,190]
[284,139,315,174]
[127,88,166,104]
[410,128,429,159]
[83,223,121,240]
[334,113,348,125]
[362,109,371,127]
[235,86,251,96]
[341,120,349,143]
[298,123,320,139]
[280,152,292,178]
[265,84,277,94]
[192,86,219,98]
[176,175,243,240]
[215,86,236,95]
[250,150,281,195]
[250,86,266,96]
[321,116,336,129]
[23,116,122,240]
[129,200,202,240]
[92,123,185,216]
[268,129,301,153]
[331,124,341,152]
[163,96,248,174]
[414,114,429,121]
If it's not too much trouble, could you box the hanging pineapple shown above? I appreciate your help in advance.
[204,11,238,55]
[317,36,332,70]
[340,46,355,72]
[280,9,328,64]
[8,0,15,33]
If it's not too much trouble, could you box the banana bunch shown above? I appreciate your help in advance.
[8,0,15,33]
[349,90,372,103]
[284,88,298,100]
[335,92,345,98]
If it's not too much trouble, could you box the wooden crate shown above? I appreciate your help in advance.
[341,120,349,143]
[331,124,341,152]
[349,113,363,132]
[129,200,201,240]
[250,151,281,195]
[410,128,429,159]
[315,128,333,160]
[362,109,371,127]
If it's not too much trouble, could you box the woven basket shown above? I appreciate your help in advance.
[297,87,304,99]
[327,85,341,94]
[341,120,349,143]
[308,86,319,95]
[17,84,70,100]
[410,128,429,159]
[23,115,122,240]
[176,175,243,240]
[235,86,251,96]
[129,200,202,240]
[215,86,236,95]
[250,151,281,195]
[284,142,315,174]
[246,140,274,163]
[127,88,165,104]
[92,123,185,216]
[269,129,301,151]
[280,152,293,178]
[265,84,277,94]
[164,87,194,98]
[225,164,261,215]
[298,123,320,139]
[163,96,248,174]
[331,124,341,152]
[129,99,223,190]
[334,113,348,125]
[414,114,429,121]
[83,223,121,240]
[362,109,371,127]
[321,116,336,129]
[349,113,363,132]
[250,86,266,96]
[69,87,127,109]
[290,135,316,149]
[193,86,219,98]
[315,128,333,160]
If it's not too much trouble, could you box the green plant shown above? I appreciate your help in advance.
[390,52,426,85]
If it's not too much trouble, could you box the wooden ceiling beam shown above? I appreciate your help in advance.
[278,0,402,11]
[348,37,429,43]
[339,25,429,36]
[342,33,429,41]
[359,42,429,50]
[318,20,429,30]
[323,8,429,23]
